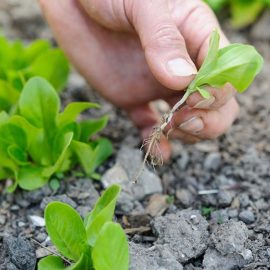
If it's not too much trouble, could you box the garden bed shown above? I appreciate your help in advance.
[0,1,270,270]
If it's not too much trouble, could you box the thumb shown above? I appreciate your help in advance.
[133,0,197,90]
[78,0,197,90]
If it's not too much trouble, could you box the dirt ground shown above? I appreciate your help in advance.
[0,1,270,270]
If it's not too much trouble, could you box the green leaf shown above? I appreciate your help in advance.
[17,165,48,190]
[38,256,65,270]
[90,138,113,173]
[231,0,264,29]
[66,253,92,270]
[71,140,95,176]
[44,132,74,177]
[190,31,264,93]
[196,87,211,99]
[0,122,27,149]
[85,184,121,246]
[92,222,129,270]
[0,79,20,112]
[45,202,87,261]
[29,49,69,91]
[24,40,50,63]
[7,144,29,165]
[58,102,99,127]
[49,178,61,192]
[203,0,228,12]
[19,77,59,131]
[79,115,109,142]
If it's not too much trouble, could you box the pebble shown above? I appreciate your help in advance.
[102,146,162,202]
[28,215,45,227]
[204,152,222,171]
[218,191,234,207]
[40,194,77,210]
[129,242,183,270]
[152,210,209,263]
[239,210,255,224]
[4,236,36,270]
[211,221,249,255]
[203,248,247,270]
[176,189,194,207]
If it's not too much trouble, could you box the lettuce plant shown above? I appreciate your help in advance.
[204,0,270,28]
[38,184,129,270]
[0,36,69,113]
[140,30,263,172]
[0,77,112,191]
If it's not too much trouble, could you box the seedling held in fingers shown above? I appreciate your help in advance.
[138,30,263,179]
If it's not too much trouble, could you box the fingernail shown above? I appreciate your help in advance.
[179,116,204,134]
[193,96,216,109]
[167,58,197,77]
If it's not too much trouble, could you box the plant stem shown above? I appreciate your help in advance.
[160,89,192,131]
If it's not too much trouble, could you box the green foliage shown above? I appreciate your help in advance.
[0,36,69,113]
[187,30,263,97]
[204,0,270,28]
[38,185,129,270]
[0,77,112,191]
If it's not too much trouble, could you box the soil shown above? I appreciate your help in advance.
[0,1,270,270]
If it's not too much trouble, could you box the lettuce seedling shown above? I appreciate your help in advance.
[0,36,69,113]
[141,30,263,173]
[204,0,270,29]
[38,184,129,270]
[0,77,112,191]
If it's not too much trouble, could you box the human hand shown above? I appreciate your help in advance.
[39,0,239,161]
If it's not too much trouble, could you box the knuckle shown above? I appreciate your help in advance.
[145,23,184,50]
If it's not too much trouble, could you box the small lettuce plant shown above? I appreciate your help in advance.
[38,184,129,270]
[141,30,263,172]
[0,77,112,191]
[0,36,69,113]
[204,0,270,29]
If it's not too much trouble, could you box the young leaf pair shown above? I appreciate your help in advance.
[38,184,129,270]
[168,29,263,120]
[0,36,69,113]
[0,77,112,191]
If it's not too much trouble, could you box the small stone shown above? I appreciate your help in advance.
[35,233,47,243]
[227,209,238,218]
[40,195,77,210]
[152,210,209,263]
[176,189,194,207]
[0,214,6,225]
[239,210,255,224]
[28,215,45,227]
[76,206,92,218]
[204,152,221,171]
[4,236,36,270]
[10,205,19,211]
[18,221,26,227]
[211,221,249,255]
[218,191,234,207]
[176,150,189,170]
[203,248,247,270]
[239,193,250,208]
[211,209,229,224]
[129,242,183,270]
[101,163,129,188]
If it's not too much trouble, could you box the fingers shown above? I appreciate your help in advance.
[186,83,236,110]
[78,0,197,90]
[165,98,239,141]
[127,103,171,162]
